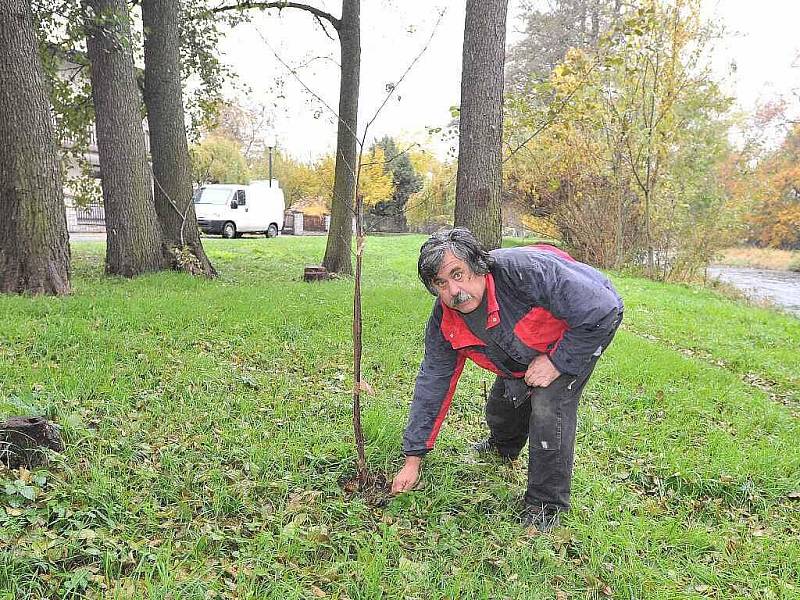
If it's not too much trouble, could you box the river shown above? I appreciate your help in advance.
[706,266,800,316]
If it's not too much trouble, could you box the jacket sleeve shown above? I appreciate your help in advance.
[512,254,623,376]
[402,304,466,456]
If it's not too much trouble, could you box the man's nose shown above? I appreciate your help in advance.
[447,280,461,296]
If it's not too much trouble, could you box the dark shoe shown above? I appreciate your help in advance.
[471,438,518,462]
[520,503,561,532]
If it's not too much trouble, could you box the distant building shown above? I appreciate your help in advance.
[62,125,105,233]
[283,197,331,235]
[56,55,150,234]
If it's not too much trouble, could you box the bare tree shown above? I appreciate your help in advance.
[0,0,71,295]
[454,0,508,250]
[84,0,170,277]
[323,0,359,275]
[143,0,216,276]
[211,0,361,275]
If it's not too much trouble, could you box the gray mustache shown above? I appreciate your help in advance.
[452,291,473,306]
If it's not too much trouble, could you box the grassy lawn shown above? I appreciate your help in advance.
[1,235,799,599]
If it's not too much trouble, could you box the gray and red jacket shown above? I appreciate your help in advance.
[402,245,623,457]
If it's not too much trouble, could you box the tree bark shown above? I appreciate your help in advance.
[84,0,170,277]
[322,0,359,275]
[142,0,216,277]
[454,0,508,250]
[0,0,71,295]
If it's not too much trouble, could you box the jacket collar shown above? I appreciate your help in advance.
[439,273,502,349]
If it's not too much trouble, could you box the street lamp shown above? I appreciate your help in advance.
[266,134,277,188]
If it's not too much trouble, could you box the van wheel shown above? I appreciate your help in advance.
[266,223,279,238]
[222,222,236,239]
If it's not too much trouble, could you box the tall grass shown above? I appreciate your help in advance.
[716,247,799,271]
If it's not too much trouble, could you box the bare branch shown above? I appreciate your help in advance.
[504,61,600,163]
[294,54,340,70]
[149,165,191,247]
[313,13,336,41]
[209,1,340,30]
[252,28,361,149]
[362,8,446,135]
[359,142,419,167]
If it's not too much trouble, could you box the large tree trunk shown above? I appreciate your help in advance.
[84,0,170,277]
[142,0,215,277]
[454,0,508,250]
[0,0,71,295]
[322,0,360,275]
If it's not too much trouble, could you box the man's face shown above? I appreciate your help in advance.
[431,250,487,313]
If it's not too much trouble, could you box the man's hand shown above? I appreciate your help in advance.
[524,354,561,388]
[391,456,422,494]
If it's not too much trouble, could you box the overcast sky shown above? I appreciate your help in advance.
[217,0,800,161]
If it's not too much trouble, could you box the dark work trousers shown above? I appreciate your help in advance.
[485,317,621,511]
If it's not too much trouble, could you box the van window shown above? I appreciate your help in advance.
[236,189,246,206]
[194,187,232,205]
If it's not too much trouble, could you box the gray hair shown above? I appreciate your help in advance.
[418,228,495,294]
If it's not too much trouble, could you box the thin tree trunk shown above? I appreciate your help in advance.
[322,0,359,275]
[454,0,508,250]
[84,0,170,277]
[142,0,215,277]
[645,188,653,276]
[352,197,367,483]
[0,0,71,295]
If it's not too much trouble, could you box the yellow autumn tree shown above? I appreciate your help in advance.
[358,146,393,208]
[746,123,800,249]
[190,134,251,185]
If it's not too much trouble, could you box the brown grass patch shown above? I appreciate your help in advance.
[714,247,799,270]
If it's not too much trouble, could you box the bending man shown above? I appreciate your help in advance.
[392,228,623,532]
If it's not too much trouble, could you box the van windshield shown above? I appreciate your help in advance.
[193,187,232,205]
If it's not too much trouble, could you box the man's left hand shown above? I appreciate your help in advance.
[524,355,561,387]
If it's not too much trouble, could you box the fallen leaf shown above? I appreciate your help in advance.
[695,584,710,593]
[356,380,375,395]
[311,585,327,597]
[787,491,800,500]
[17,467,32,483]
[77,529,97,540]
[306,525,330,543]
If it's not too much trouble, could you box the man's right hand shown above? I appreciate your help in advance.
[391,456,422,494]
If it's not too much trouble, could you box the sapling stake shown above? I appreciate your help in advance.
[352,193,367,484]
[253,8,445,490]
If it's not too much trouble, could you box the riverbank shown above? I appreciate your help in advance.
[715,247,799,271]
[707,265,800,316]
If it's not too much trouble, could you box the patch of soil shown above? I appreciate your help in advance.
[1,416,63,469]
[339,470,391,507]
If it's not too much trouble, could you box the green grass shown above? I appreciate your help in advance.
[1,235,799,599]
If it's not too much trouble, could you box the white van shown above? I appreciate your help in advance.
[193,180,285,238]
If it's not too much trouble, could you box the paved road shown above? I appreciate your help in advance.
[69,232,106,243]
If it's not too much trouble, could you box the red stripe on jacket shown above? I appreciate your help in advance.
[425,353,466,449]
[527,243,576,262]
[512,307,569,353]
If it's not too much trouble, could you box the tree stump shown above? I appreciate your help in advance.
[0,416,63,469]
[303,265,330,282]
